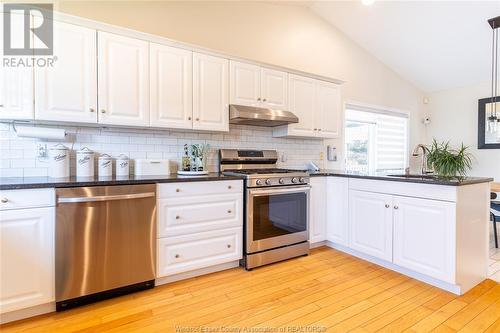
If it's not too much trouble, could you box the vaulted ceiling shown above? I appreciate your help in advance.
[304,1,500,93]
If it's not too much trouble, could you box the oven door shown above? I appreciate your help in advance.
[246,185,310,253]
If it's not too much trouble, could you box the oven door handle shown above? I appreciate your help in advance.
[248,185,310,196]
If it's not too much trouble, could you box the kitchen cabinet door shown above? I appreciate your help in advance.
[150,43,192,129]
[35,21,97,123]
[193,53,229,132]
[316,80,341,139]
[349,190,393,262]
[309,177,327,244]
[229,61,261,107]
[393,196,456,283]
[0,13,33,121]
[0,207,55,314]
[261,68,288,110]
[98,32,149,127]
[326,177,349,246]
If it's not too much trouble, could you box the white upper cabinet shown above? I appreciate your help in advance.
[316,80,341,138]
[309,177,327,244]
[150,43,193,129]
[281,74,316,137]
[35,21,97,123]
[229,61,288,110]
[193,53,229,132]
[393,196,456,283]
[0,13,33,121]
[326,177,349,246]
[98,31,149,127]
[230,61,261,107]
[349,190,393,262]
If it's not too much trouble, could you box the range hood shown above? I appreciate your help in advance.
[229,104,299,127]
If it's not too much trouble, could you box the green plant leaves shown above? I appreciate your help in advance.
[426,139,473,177]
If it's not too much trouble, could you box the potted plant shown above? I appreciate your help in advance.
[425,139,473,177]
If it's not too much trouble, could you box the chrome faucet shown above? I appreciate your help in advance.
[412,144,431,175]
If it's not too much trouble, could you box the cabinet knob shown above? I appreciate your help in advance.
[318,128,322,131]
[227,209,232,214]
[313,128,317,131]
[257,98,261,101]
[175,254,180,258]
[100,109,106,114]
[394,206,399,210]
[196,118,200,121]
[0,104,5,107]
[385,204,390,208]
[176,188,180,192]
[227,244,231,248]
[90,108,95,113]
[188,116,192,120]
[263,98,267,102]
[1,198,8,203]
[175,215,180,220]
[228,185,232,189]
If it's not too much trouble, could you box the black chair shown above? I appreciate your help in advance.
[492,192,500,248]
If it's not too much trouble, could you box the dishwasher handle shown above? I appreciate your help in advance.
[58,192,155,203]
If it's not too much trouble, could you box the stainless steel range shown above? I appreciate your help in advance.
[220,149,310,270]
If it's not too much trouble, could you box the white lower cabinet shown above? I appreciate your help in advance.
[349,190,393,262]
[309,177,326,244]
[156,180,243,278]
[393,196,456,282]
[0,207,55,314]
[326,177,349,246]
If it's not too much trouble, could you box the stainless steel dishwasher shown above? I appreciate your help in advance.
[55,184,156,311]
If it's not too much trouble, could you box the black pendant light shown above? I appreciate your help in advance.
[488,16,500,133]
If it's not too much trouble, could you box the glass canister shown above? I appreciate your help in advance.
[48,144,70,178]
[115,154,130,177]
[98,153,113,178]
[76,147,95,178]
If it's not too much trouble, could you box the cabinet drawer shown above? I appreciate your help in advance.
[157,227,242,277]
[0,188,55,211]
[157,180,242,199]
[158,194,242,237]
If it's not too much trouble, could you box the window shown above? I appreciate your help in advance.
[345,105,409,174]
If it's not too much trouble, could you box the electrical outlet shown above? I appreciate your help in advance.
[36,143,47,158]
[319,152,324,160]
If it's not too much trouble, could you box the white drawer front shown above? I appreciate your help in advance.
[158,194,242,237]
[0,188,55,211]
[157,180,243,199]
[157,227,242,277]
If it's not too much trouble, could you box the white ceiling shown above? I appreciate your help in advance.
[307,0,500,93]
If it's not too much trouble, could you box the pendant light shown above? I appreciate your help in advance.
[488,16,500,134]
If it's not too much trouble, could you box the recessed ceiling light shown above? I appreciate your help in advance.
[361,0,375,6]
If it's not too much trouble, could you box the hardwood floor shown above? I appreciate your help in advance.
[2,247,500,333]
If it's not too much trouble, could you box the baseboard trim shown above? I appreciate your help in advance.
[325,241,462,295]
[155,261,240,286]
[0,302,55,324]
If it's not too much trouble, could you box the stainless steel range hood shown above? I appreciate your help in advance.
[229,104,299,127]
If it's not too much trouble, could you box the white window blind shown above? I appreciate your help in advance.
[345,106,409,173]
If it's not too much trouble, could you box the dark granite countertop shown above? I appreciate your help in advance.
[0,173,245,190]
[308,169,494,186]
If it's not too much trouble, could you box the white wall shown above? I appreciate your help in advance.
[426,82,500,181]
[56,0,426,169]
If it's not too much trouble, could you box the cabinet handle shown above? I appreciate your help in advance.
[175,215,180,219]
[89,108,95,113]
[394,206,399,210]
[385,204,390,208]
[318,128,322,131]
[175,254,180,258]
[313,128,317,131]
[227,244,231,248]
[227,209,232,214]
[0,104,4,107]
[100,109,106,114]
[176,189,180,192]
[1,198,8,203]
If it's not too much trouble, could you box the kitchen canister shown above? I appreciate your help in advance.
[115,154,130,177]
[76,147,95,178]
[98,154,113,178]
[48,144,70,178]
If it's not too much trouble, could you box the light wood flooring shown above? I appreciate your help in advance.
[2,247,500,333]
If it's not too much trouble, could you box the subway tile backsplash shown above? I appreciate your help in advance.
[0,123,324,177]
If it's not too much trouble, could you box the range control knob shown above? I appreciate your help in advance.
[265,179,272,185]
[256,179,263,186]
[291,177,298,183]
[299,177,305,183]
[279,178,285,184]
